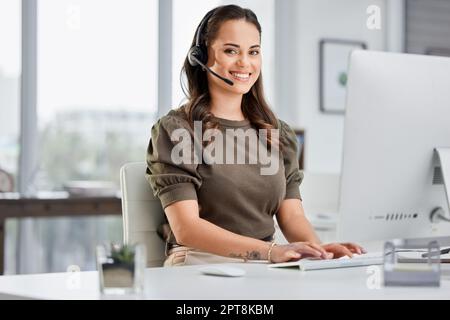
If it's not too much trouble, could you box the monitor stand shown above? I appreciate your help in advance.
[430,148,450,223]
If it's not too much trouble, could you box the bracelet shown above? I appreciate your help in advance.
[267,242,277,263]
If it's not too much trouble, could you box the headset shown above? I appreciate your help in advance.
[187,9,234,86]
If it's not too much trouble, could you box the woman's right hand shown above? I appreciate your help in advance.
[270,242,332,263]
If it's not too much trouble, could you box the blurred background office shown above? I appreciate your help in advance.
[0,0,449,274]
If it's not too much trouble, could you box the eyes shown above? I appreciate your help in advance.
[224,48,260,56]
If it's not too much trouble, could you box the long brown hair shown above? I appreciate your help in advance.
[180,5,280,148]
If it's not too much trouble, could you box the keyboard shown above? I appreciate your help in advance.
[268,252,384,271]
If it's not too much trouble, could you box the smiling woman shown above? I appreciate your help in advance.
[171,0,276,108]
[146,5,365,268]
[206,19,262,94]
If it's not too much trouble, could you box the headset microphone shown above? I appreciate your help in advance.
[188,8,234,86]
[190,54,234,86]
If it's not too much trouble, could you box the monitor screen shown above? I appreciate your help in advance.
[338,50,450,242]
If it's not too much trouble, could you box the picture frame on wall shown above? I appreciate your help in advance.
[319,39,367,114]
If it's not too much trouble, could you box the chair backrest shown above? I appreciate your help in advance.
[120,162,166,267]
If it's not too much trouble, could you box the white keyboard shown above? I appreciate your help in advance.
[268,252,384,271]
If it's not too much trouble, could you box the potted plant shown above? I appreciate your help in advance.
[97,243,146,295]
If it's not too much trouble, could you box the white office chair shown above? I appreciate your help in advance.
[120,162,166,267]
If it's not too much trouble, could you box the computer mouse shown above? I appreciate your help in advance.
[198,265,246,277]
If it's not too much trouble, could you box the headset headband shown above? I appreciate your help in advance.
[195,9,216,47]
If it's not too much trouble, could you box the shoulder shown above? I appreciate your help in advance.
[153,106,192,134]
[277,119,297,141]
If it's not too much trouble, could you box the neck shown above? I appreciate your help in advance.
[208,88,245,121]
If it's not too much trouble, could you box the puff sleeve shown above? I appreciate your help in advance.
[279,119,304,200]
[145,115,202,209]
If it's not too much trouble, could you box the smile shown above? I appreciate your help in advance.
[229,72,251,82]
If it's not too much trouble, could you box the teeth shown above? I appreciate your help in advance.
[230,72,250,79]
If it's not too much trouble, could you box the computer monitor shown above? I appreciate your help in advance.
[337,50,450,242]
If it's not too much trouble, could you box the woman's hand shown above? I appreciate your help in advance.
[321,243,367,259]
[270,242,332,263]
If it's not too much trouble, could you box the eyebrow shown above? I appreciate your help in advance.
[223,43,260,49]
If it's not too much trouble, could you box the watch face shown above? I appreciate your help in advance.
[0,169,13,192]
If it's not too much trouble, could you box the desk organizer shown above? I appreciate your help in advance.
[383,238,441,287]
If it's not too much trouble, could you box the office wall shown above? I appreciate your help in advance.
[284,0,389,173]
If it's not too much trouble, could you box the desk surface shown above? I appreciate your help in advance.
[1,263,450,300]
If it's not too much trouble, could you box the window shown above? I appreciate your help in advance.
[172,0,275,109]
[0,0,21,275]
[12,0,158,274]
[37,0,158,191]
[0,0,21,190]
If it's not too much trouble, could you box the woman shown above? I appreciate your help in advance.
[146,5,365,266]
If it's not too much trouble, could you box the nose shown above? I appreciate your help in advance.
[237,54,250,68]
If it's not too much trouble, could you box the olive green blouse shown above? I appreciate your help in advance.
[145,107,303,244]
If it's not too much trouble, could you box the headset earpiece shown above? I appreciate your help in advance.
[188,10,215,67]
[186,8,234,86]
[188,46,205,67]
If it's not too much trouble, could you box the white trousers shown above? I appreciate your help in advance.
[164,246,248,266]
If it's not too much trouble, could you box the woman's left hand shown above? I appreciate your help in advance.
[321,243,367,259]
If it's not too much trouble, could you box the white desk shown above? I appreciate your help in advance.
[1,263,450,300]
